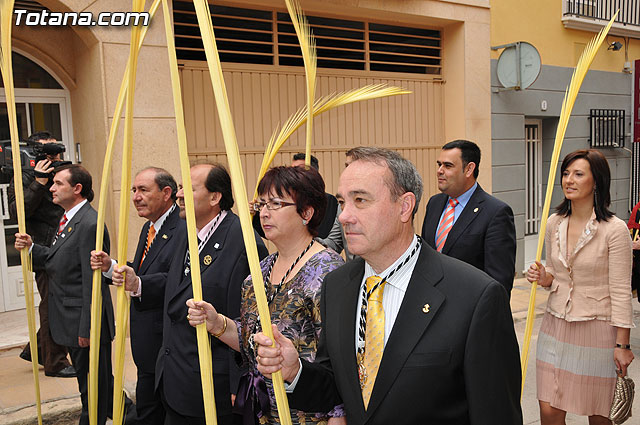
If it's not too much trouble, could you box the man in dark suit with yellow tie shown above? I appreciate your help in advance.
[254,147,522,425]
[91,167,180,424]
[421,140,517,296]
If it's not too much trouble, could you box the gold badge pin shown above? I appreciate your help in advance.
[473,207,479,213]
[68,227,72,232]
[162,234,168,239]
[422,304,430,313]
[203,255,212,265]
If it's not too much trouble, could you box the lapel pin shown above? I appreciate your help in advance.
[473,208,479,213]
[214,243,220,249]
[162,234,168,239]
[422,304,430,313]
[203,255,212,265]
[68,227,72,232]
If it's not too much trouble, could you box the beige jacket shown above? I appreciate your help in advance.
[544,212,634,328]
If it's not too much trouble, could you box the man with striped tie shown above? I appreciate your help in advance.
[254,147,522,424]
[91,167,180,424]
[15,164,116,425]
[421,140,517,297]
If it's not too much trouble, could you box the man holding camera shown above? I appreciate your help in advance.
[8,131,76,378]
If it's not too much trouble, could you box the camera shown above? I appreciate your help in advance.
[0,139,71,176]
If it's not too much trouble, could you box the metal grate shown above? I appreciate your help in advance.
[525,123,542,236]
[589,109,625,148]
[0,183,9,220]
[564,0,640,27]
[173,0,441,75]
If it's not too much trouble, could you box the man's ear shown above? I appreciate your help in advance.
[464,162,476,179]
[161,186,173,202]
[73,183,83,197]
[210,191,222,207]
[399,192,416,223]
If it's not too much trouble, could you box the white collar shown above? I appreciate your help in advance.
[150,204,176,232]
[64,199,88,221]
[363,234,419,292]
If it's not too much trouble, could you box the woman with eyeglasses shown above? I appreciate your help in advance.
[187,166,345,425]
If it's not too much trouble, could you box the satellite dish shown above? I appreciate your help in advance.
[495,41,541,90]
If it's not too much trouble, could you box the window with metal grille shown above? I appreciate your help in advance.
[173,0,441,75]
[589,109,625,148]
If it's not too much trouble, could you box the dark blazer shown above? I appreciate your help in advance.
[31,202,114,347]
[288,246,523,425]
[156,211,268,418]
[421,185,517,295]
[129,206,181,373]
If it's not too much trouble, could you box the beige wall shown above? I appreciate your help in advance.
[180,62,445,232]
[15,0,491,256]
[27,0,181,256]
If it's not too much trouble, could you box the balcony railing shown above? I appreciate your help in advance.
[566,0,639,26]
[563,0,640,38]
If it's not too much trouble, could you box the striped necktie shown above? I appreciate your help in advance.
[435,198,458,252]
[57,214,68,235]
[140,224,155,265]
[361,275,386,409]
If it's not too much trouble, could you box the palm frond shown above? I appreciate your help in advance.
[285,0,317,167]
[254,84,411,198]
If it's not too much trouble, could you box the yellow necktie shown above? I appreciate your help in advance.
[362,275,386,408]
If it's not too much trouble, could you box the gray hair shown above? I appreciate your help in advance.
[346,147,423,217]
[137,167,178,201]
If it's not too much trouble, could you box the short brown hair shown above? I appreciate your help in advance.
[257,166,327,237]
[54,164,94,202]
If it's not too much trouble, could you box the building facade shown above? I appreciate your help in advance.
[0,0,491,311]
[490,0,640,274]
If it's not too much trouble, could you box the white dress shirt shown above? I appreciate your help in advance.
[104,204,177,297]
[287,234,421,391]
[355,234,421,351]
[30,199,87,253]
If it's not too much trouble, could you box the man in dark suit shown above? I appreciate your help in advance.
[15,164,115,425]
[8,131,75,378]
[255,147,522,424]
[421,139,517,296]
[91,167,180,424]
[151,163,267,425]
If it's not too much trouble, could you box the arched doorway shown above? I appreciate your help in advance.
[0,50,74,312]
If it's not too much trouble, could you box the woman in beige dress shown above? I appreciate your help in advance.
[526,149,635,424]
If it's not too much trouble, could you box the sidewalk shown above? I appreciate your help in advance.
[0,278,601,425]
[0,309,137,425]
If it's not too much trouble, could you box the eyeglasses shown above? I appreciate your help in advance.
[252,200,296,213]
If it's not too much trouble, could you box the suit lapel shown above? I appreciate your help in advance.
[49,202,90,258]
[138,208,180,274]
[365,247,446,419]
[132,221,150,273]
[425,194,448,249]
[172,212,231,298]
[338,260,366,416]
[442,186,485,254]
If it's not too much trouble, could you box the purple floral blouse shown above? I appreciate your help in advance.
[235,248,345,424]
